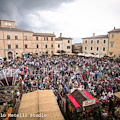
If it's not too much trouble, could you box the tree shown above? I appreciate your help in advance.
[61,50,66,53]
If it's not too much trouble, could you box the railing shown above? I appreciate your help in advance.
[57,92,66,112]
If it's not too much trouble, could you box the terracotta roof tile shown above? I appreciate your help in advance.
[0,27,33,33]
[82,35,108,39]
[108,28,120,33]
[33,33,55,37]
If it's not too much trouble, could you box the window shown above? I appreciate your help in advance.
[36,37,38,40]
[103,40,106,43]
[97,40,99,43]
[68,40,70,43]
[9,23,11,26]
[7,35,10,39]
[15,36,18,40]
[85,40,87,44]
[51,37,53,41]
[58,44,60,48]
[45,45,47,48]
[25,44,27,48]
[103,47,105,51]
[85,47,87,50]
[111,42,113,47]
[24,36,27,40]
[91,47,93,50]
[51,44,53,48]
[15,45,18,49]
[112,34,114,38]
[97,47,99,51]
[51,51,53,53]
[91,40,93,44]
[46,51,48,54]
[36,44,39,48]
[44,37,48,41]
[5,22,8,25]
[8,45,11,49]
[67,46,70,49]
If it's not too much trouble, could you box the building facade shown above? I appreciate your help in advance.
[72,43,82,53]
[55,33,72,53]
[0,20,55,60]
[108,28,120,58]
[82,34,108,56]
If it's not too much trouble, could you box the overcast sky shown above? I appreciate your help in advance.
[0,0,120,43]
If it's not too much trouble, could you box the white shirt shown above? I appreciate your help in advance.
[107,92,113,98]
[17,91,20,96]
[101,96,107,101]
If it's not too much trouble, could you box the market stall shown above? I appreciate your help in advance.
[66,89,100,120]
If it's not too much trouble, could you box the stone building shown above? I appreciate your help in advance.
[0,20,55,60]
[72,43,82,53]
[55,33,72,53]
[108,28,120,58]
[82,33,108,56]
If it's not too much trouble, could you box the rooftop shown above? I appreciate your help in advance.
[72,43,82,45]
[55,37,72,41]
[0,20,15,22]
[108,28,120,33]
[66,89,100,113]
[82,35,108,39]
[0,27,33,33]
[17,90,64,120]
[33,33,55,37]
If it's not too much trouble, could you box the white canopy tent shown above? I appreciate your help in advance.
[84,54,95,57]
[77,53,85,56]
[94,54,103,58]
[77,53,103,58]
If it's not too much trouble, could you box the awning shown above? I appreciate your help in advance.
[54,53,61,55]
[66,53,76,55]
[83,91,99,103]
[77,53,85,56]
[22,52,30,55]
[67,94,81,108]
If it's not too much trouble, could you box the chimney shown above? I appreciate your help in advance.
[93,33,95,37]
[114,27,115,29]
[60,33,62,38]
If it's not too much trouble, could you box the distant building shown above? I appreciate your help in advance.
[72,43,82,53]
[55,33,72,53]
[108,28,120,58]
[0,20,55,60]
[82,33,108,56]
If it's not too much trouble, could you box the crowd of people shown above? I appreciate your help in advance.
[0,55,120,119]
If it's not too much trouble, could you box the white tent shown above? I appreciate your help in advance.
[84,54,95,57]
[77,53,85,56]
[95,54,103,58]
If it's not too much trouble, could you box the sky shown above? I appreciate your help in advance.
[0,0,120,44]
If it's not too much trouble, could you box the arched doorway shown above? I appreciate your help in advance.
[8,52,13,60]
